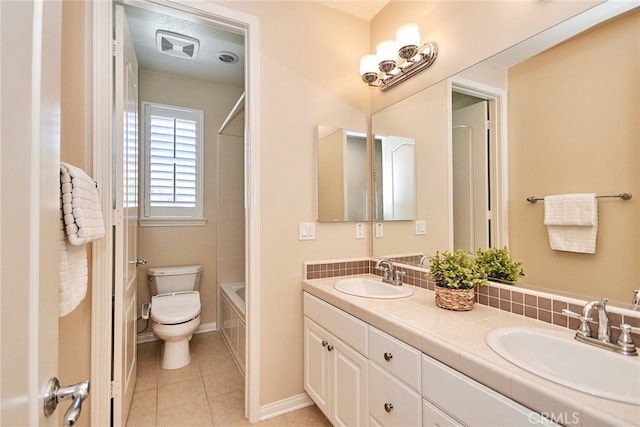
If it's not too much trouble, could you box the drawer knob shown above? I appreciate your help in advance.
[383,352,393,361]
[384,402,394,413]
[321,340,328,347]
[327,344,334,352]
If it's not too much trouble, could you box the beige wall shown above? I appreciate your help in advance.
[59,1,91,425]
[137,70,244,328]
[508,10,640,304]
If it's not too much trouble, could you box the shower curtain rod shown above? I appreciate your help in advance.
[218,92,245,134]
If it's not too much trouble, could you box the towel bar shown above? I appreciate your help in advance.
[526,192,632,203]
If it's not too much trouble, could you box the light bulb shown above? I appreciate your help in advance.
[396,24,420,48]
[396,23,420,59]
[376,40,397,73]
[359,54,378,75]
[359,54,379,84]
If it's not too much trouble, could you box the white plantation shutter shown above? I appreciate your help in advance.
[142,103,204,221]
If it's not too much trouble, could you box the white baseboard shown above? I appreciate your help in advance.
[259,393,315,421]
[136,321,217,344]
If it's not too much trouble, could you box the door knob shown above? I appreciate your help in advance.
[43,377,90,426]
[135,258,147,266]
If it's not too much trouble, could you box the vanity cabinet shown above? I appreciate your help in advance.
[303,290,559,427]
[303,294,369,426]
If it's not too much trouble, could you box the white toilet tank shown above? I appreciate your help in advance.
[147,265,202,295]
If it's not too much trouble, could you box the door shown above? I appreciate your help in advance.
[113,4,139,424]
[1,0,62,425]
[452,101,490,252]
[380,136,416,220]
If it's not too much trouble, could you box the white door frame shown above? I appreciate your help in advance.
[448,76,509,250]
[90,1,261,424]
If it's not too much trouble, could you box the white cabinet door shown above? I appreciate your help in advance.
[305,316,369,426]
[331,336,369,427]
[304,318,331,417]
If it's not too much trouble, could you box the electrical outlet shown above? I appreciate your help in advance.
[355,223,365,239]
[415,220,426,235]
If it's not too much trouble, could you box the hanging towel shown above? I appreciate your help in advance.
[58,196,88,317]
[543,193,598,254]
[60,162,105,245]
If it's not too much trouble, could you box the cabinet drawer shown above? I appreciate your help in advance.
[422,399,462,427]
[369,327,421,392]
[422,355,559,426]
[369,362,421,427]
[304,292,368,355]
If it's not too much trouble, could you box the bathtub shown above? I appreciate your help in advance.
[220,282,245,375]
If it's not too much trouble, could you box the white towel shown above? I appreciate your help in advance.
[58,198,88,317]
[543,193,598,254]
[60,162,105,245]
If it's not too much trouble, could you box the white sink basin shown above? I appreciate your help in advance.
[334,277,414,299]
[486,327,640,405]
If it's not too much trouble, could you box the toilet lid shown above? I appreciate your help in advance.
[151,291,200,324]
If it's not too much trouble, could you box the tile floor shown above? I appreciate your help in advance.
[126,331,331,426]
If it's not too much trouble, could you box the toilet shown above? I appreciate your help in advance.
[147,265,202,370]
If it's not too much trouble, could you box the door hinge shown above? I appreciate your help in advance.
[486,120,491,131]
[110,380,120,399]
[112,40,123,58]
[113,208,123,226]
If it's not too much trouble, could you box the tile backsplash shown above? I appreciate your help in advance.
[303,258,640,342]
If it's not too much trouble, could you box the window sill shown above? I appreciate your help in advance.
[139,218,208,227]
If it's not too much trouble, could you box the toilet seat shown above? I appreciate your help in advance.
[151,291,200,325]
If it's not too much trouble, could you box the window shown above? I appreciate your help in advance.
[141,102,204,225]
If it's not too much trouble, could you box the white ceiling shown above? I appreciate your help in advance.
[124,4,245,87]
[317,0,390,21]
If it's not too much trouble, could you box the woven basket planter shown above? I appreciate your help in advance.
[434,285,475,311]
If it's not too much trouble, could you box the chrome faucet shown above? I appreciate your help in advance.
[375,258,405,286]
[582,298,611,342]
[563,298,637,356]
[418,255,431,267]
[375,258,395,284]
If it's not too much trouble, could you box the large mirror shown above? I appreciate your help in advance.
[316,125,368,221]
[372,4,639,306]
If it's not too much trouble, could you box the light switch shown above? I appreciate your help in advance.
[375,222,384,238]
[415,220,426,235]
[355,223,365,239]
[299,222,316,240]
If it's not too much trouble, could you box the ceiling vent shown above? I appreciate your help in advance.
[156,30,200,59]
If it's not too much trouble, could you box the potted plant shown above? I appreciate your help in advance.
[428,249,487,311]
[475,247,524,284]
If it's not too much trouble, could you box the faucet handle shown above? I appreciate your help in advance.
[562,308,593,337]
[393,270,406,286]
[616,324,638,356]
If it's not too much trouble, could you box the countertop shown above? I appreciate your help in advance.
[302,275,640,426]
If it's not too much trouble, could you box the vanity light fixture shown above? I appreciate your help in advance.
[360,23,438,91]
